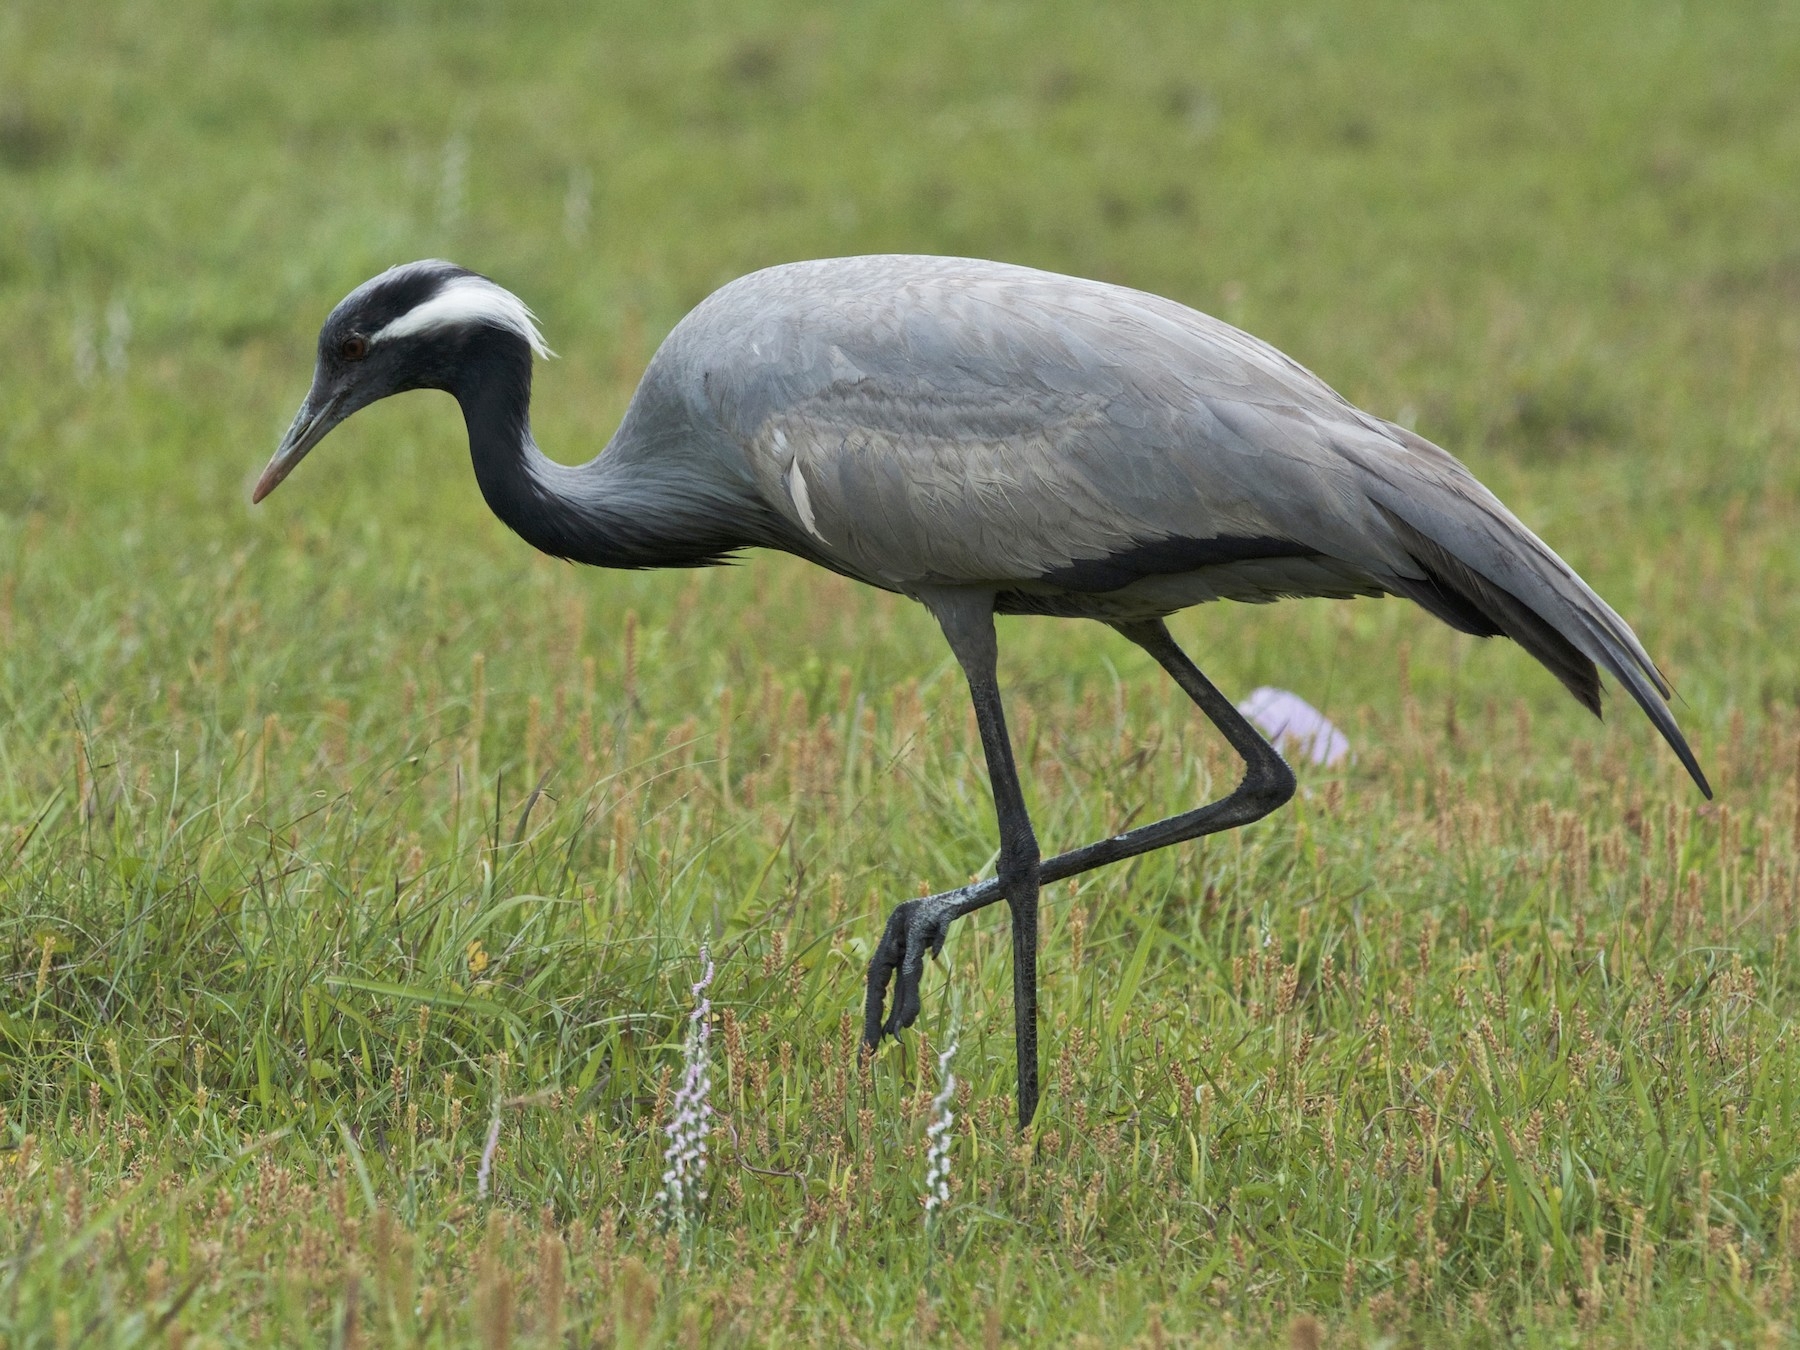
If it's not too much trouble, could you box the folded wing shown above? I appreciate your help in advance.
[678,255,1705,793]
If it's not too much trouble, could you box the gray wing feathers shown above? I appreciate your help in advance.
[682,256,1359,575]
[665,256,1704,791]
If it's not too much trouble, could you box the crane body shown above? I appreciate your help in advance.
[257,255,1709,1126]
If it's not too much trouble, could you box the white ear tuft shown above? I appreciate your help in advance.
[372,274,555,359]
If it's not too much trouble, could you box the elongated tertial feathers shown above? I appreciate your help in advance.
[1359,455,1709,798]
[1379,505,1602,715]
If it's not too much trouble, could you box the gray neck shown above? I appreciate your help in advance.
[451,329,757,570]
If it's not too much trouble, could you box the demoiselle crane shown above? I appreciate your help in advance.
[255,256,1709,1126]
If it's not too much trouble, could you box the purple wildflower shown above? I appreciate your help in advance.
[1237,686,1350,767]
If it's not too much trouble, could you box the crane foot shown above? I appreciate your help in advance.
[862,894,957,1047]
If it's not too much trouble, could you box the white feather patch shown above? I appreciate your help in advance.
[372,274,554,358]
[786,460,823,540]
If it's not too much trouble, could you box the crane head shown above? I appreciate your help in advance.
[254,260,552,503]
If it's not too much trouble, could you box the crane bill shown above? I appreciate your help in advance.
[254,390,343,503]
[252,451,298,504]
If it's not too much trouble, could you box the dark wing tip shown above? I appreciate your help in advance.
[1574,614,1711,798]
[1637,697,1713,799]
[1615,679,1712,799]
[1692,759,1715,800]
[1378,504,1709,797]
[1379,507,1603,716]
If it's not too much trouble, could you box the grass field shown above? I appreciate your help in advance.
[5,0,1800,1343]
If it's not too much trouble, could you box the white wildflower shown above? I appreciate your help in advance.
[660,945,715,1234]
[476,1110,501,1200]
[922,1038,958,1226]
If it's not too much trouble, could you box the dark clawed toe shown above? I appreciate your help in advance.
[866,897,957,1042]
[883,936,923,1037]
[885,962,922,1037]
[883,901,950,1037]
[862,899,918,1048]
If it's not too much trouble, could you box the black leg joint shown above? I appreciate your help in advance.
[1247,755,1297,817]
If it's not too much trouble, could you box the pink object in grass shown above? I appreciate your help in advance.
[1236,687,1350,767]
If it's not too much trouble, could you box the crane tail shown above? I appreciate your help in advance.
[1344,432,1710,799]
[1378,507,1599,712]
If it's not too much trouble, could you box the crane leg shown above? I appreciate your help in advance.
[862,614,1295,1128]
[862,590,1042,1124]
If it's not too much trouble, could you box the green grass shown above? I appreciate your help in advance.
[5,0,1800,1343]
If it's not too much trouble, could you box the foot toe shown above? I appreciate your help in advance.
[866,897,957,1041]
[862,900,916,1046]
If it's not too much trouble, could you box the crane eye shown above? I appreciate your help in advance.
[340,334,369,361]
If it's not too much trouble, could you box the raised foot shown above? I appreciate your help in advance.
[861,892,963,1048]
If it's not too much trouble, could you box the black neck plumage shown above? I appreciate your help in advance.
[449,328,756,571]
